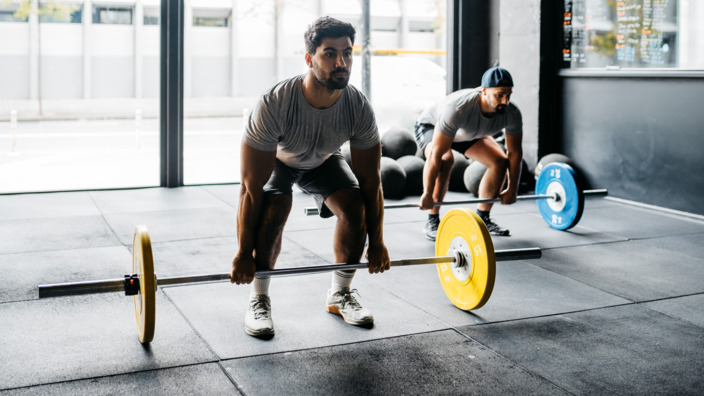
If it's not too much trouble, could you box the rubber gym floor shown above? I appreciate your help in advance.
[1,185,703,395]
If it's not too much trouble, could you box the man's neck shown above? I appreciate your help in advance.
[479,96,495,118]
[302,72,342,109]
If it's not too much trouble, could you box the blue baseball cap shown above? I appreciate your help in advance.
[481,67,513,88]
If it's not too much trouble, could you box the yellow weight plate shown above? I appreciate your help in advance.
[435,208,496,310]
[133,225,156,344]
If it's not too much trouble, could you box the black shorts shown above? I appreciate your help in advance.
[414,122,435,156]
[414,122,478,159]
[263,152,359,218]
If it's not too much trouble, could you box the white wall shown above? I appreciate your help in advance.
[500,0,541,169]
[0,24,30,98]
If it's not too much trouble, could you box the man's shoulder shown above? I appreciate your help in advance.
[507,101,522,117]
[438,88,480,114]
[260,75,303,102]
[449,87,482,100]
[342,83,370,106]
[442,88,481,110]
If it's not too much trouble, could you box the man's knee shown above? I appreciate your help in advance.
[440,151,455,172]
[328,189,366,228]
[487,155,509,172]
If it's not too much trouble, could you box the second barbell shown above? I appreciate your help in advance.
[305,162,607,231]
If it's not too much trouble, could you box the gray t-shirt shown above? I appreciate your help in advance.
[243,75,380,170]
[417,88,522,142]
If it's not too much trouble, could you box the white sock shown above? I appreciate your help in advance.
[250,276,271,298]
[331,270,355,291]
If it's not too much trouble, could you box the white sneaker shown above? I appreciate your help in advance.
[326,288,374,326]
[244,294,274,337]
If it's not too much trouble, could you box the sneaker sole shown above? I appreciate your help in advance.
[489,231,510,237]
[326,305,374,326]
[244,324,275,337]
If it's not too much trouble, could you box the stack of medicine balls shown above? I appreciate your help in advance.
[341,126,574,199]
[340,126,569,200]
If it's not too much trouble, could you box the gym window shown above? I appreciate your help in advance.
[562,0,703,69]
[143,7,159,25]
[39,3,83,23]
[93,6,133,25]
[192,9,229,28]
[0,8,27,22]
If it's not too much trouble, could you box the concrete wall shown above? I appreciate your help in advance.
[561,73,704,215]
[0,24,30,99]
[499,0,541,169]
[0,55,29,99]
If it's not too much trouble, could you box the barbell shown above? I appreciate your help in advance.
[37,208,541,344]
[305,162,607,231]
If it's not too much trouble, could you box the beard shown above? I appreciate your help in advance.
[313,65,350,90]
[495,104,507,115]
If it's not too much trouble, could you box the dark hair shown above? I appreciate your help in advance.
[304,16,356,55]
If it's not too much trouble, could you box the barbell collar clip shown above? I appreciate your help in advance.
[124,274,141,296]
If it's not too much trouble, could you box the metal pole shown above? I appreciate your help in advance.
[37,248,541,298]
[10,110,17,154]
[39,279,126,298]
[160,0,185,187]
[305,189,608,215]
[361,0,371,101]
[135,109,142,150]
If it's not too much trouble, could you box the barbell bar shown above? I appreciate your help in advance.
[304,162,606,231]
[303,189,607,215]
[37,208,541,344]
[38,248,541,298]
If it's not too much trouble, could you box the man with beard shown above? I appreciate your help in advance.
[231,16,390,338]
[415,67,523,239]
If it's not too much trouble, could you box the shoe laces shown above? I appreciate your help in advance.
[249,295,271,319]
[335,289,363,310]
[427,216,440,229]
[482,217,504,232]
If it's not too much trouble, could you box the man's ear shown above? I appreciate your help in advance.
[305,52,313,68]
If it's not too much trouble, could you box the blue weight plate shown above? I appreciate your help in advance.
[535,162,584,230]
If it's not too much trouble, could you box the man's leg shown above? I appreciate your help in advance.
[245,193,293,338]
[253,193,293,269]
[296,154,374,326]
[322,188,374,326]
[324,188,367,264]
[465,137,510,236]
[423,145,454,240]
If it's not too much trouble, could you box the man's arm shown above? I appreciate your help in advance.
[420,131,454,209]
[500,132,523,204]
[350,143,390,273]
[231,142,276,284]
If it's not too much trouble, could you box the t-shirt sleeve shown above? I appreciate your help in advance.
[505,104,523,136]
[349,95,380,150]
[435,101,463,139]
[242,96,281,152]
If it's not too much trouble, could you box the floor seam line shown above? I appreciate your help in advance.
[0,361,221,393]
[450,327,577,395]
[161,288,223,361]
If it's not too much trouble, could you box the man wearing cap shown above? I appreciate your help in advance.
[414,66,523,239]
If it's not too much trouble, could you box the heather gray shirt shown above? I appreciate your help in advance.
[417,88,522,142]
[243,75,380,170]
